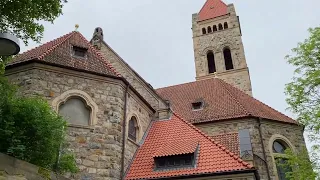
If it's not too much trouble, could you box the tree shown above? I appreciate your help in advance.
[0,76,78,174]
[0,0,67,45]
[284,27,320,179]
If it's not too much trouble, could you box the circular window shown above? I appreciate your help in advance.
[273,141,287,154]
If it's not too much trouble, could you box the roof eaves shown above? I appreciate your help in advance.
[132,169,258,180]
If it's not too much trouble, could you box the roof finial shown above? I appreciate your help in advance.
[75,24,79,31]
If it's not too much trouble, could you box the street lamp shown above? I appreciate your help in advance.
[0,33,20,56]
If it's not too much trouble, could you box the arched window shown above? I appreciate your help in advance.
[129,117,138,141]
[207,26,212,33]
[223,47,234,70]
[272,140,292,180]
[224,22,228,29]
[202,28,206,34]
[213,25,217,32]
[59,97,91,126]
[207,51,216,73]
[218,23,223,30]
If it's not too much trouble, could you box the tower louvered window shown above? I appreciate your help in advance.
[207,51,216,73]
[223,48,234,70]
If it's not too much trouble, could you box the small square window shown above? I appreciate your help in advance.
[192,101,203,110]
[73,46,87,58]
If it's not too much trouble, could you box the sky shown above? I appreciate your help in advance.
[20,0,320,143]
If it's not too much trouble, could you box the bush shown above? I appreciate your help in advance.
[0,76,78,173]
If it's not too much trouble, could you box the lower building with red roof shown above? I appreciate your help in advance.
[4,0,307,180]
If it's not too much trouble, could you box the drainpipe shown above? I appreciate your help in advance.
[121,85,129,179]
[257,118,271,180]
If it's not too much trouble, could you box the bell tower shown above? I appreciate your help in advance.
[192,0,252,95]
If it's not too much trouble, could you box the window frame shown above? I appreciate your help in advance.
[52,90,98,128]
[268,134,296,180]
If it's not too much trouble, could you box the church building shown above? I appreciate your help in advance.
[5,0,306,180]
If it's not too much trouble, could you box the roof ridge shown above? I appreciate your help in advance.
[217,79,251,116]
[38,31,75,60]
[172,112,253,169]
[76,32,121,77]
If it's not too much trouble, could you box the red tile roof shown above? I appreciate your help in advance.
[198,0,228,21]
[156,78,297,124]
[212,133,240,155]
[125,113,253,180]
[7,31,121,77]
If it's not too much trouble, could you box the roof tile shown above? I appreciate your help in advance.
[198,0,228,21]
[156,78,297,124]
[8,31,121,77]
[125,113,253,180]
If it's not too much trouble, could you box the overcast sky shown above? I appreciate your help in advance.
[20,0,320,123]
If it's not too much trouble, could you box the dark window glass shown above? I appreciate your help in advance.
[223,48,234,70]
[192,101,203,110]
[273,141,287,154]
[207,26,212,33]
[155,153,195,170]
[276,158,291,180]
[167,159,174,166]
[213,25,217,32]
[207,51,216,73]
[129,117,137,141]
[202,28,206,34]
[224,22,228,29]
[239,129,253,157]
[218,23,223,30]
[73,46,87,58]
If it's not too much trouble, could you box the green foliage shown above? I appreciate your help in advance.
[0,0,67,45]
[278,148,319,180]
[0,76,78,174]
[285,27,320,179]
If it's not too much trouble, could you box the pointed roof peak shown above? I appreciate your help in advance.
[198,0,228,21]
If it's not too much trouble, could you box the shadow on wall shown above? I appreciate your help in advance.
[0,153,69,180]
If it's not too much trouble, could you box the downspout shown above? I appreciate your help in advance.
[257,118,271,180]
[121,85,129,179]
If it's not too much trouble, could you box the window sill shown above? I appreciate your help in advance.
[128,137,140,146]
[67,124,95,131]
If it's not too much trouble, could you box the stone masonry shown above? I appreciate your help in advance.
[5,62,154,180]
[196,118,305,180]
[192,4,252,95]
[91,29,168,111]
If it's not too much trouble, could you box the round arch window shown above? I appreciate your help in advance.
[273,140,287,154]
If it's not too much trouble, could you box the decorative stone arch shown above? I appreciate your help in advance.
[52,90,98,126]
[268,134,296,180]
[201,46,216,56]
[126,112,143,143]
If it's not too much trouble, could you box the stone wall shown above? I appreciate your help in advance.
[124,89,154,170]
[195,118,305,180]
[5,63,153,180]
[0,153,69,180]
[97,41,167,110]
[192,4,252,95]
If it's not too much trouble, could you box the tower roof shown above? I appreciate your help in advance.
[156,78,297,124]
[7,31,120,77]
[125,113,253,180]
[198,0,228,21]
